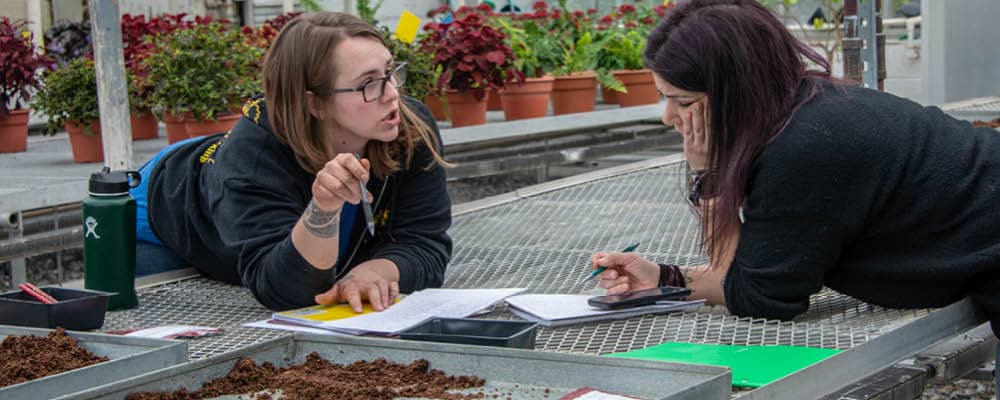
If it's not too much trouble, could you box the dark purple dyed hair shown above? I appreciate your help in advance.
[643,0,833,262]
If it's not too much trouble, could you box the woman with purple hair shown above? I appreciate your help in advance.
[589,0,1000,341]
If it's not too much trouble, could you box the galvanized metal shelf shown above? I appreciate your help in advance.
[100,156,983,399]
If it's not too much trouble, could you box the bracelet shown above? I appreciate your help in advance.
[686,169,716,207]
[657,263,686,288]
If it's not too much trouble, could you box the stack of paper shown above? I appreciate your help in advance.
[271,288,526,335]
[505,294,704,327]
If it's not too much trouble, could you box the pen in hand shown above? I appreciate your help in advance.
[353,153,376,236]
[579,242,640,284]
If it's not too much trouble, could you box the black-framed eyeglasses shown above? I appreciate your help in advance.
[329,62,407,103]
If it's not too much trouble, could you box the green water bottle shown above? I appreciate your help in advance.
[83,167,141,310]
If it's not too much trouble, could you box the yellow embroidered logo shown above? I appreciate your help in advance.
[243,98,262,124]
[199,143,219,164]
[375,209,390,226]
[198,131,232,165]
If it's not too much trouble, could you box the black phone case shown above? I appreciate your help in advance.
[587,286,691,310]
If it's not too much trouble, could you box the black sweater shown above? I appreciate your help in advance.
[724,84,1000,335]
[147,98,452,310]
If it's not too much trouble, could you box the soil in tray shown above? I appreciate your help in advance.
[973,118,1000,128]
[127,352,495,400]
[0,328,109,388]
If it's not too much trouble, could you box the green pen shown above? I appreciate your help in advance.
[578,242,641,284]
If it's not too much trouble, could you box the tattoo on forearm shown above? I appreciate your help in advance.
[303,199,340,238]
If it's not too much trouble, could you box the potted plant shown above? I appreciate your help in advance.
[548,1,609,115]
[126,71,158,140]
[551,32,601,115]
[145,22,262,139]
[404,32,447,121]
[32,58,103,163]
[597,4,660,107]
[495,15,558,120]
[0,17,53,153]
[121,14,167,140]
[431,7,516,127]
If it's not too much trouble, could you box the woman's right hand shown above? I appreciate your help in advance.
[312,153,371,212]
[677,101,710,171]
[590,252,661,295]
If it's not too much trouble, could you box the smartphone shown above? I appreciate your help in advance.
[587,286,692,310]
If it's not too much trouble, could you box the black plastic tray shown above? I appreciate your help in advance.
[0,287,112,330]
[399,317,538,349]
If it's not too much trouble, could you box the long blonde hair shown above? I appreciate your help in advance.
[262,12,448,178]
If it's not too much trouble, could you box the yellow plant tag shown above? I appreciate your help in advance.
[394,10,421,44]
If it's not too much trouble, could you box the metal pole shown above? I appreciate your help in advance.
[9,211,27,287]
[89,0,133,171]
[859,0,880,89]
[842,0,863,84]
[25,0,44,50]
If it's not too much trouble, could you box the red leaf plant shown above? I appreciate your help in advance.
[0,17,53,117]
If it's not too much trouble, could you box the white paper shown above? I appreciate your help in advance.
[120,325,221,339]
[317,288,526,335]
[243,319,346,335]
[505,294,704,327]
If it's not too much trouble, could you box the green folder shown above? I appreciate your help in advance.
[606,342,840,388]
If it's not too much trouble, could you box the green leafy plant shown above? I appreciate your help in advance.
[497,17,561,78]
[144,22,263,121]
[555,31,596,75]
[355,0,385,25]
[393,38,438,100]
[298,0,322,12]
[32,57,99,134]
[598,28,646,71]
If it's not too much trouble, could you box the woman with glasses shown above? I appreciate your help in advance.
[590,0,1000,340]
[132,12,453,312]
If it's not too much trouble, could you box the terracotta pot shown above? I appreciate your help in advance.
[551,72,597,115]
[130,112,159,140]
[601,85,619,105]
[185,112,241,137]
[64,120,104,163]
[0,109,30,153]
[498,76,554,120]
[423,94,449,121]
[612,69,660,107]
[444,89,487,127]
[162,110,188,144]
[486,88,503,111]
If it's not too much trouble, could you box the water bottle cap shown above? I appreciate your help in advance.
[88,167,141,195]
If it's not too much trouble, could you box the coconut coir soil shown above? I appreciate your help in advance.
[0,328,108,388]
[126,352,490,400]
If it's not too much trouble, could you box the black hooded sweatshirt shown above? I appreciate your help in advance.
[146,97,452,310]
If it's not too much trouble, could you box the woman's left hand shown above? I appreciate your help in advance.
[679,100,710,171]
[314,262,400,312]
